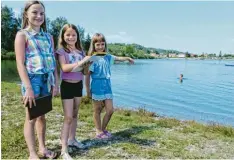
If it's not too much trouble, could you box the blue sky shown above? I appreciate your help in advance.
[2,1,234,54]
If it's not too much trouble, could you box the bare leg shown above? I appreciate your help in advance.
[69,97,81,140]
[24,108,39,159]
[93,100,103,134]
[36,113,56,158]
[36,115,46,153]
[61,99,74,153]
[102,99,114,131]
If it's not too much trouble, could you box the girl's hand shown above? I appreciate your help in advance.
[128,58,134,64]
[82,61,93,69]
[23,87,36,108]
[82,61,92,75]
[52,85,60,97]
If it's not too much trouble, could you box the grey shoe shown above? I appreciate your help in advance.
[68,139,86,149]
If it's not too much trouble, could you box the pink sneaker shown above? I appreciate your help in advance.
[95,132,109,139]
[103,130,112,138]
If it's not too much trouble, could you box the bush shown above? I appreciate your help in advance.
[6,52,16,60]
[1,48,8,55]
[1,49,9,60]
[137,106,157,117]
[1,52,15,60]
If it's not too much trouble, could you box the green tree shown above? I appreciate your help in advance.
[219,51,222,58]
[46,17,51,32]
[83,33,91,52]
[48,17,68,49]
[155,50,159,54]
[125,45,134,54]
[1,6,20,51]
[77,25,85,49]
[185,52,190,58]
[167,53,169,58]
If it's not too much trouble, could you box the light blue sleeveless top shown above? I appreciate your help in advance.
[89,54,115,79]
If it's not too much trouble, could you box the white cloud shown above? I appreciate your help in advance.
[90,28,99,34]
[83,28,132,43]
[106,32,133,43]
[82,28,99,38]
[85,28,99,37]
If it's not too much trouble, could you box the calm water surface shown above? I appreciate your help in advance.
[111,59,234,127]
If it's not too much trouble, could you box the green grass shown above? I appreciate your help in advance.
[1,81,234,159]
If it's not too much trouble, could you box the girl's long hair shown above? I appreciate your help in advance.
[87,33,107,56]
[58,24,83,53]
[22,0,47,31]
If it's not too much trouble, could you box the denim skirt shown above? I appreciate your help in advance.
[91,78,113,101]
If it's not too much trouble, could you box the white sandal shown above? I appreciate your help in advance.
[68,139,86,149]
[61,151,73,160]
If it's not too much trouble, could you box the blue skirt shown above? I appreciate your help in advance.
[91,78,113,101]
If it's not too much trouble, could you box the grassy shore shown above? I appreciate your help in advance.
[1,81,234,159]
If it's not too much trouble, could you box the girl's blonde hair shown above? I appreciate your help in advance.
[58,24,83,53]
[88,33,107,56]
[22,0,47,31]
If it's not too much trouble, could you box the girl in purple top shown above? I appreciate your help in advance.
[56,24,88,159]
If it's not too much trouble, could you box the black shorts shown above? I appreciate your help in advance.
[60,80,83,99]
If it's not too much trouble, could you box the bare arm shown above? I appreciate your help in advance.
[15,32,31,88]
[54,65,60,87]
[52,61,60,97]
[58,55,91,72]
[85,71,91,97]
[58,55,78,72]
[115,56,134,64]
[15,31,35,107]
[50,35,60,96]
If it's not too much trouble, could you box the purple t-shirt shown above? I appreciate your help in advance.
[56,48,85,81]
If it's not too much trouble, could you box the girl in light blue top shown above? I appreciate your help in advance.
[85,33,134,139]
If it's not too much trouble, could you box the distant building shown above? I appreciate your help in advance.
[190,53,197,57]
[169,53,177,58]
[150,53,160,57]
[159,53,167,58]
[178,53,186,58]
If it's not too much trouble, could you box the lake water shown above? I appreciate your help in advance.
[2,59,234,126]
[111,59,234,127]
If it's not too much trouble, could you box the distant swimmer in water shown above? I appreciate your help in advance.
[179,74,183,83]
[180,74,183,80]
[177,74,186,83]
